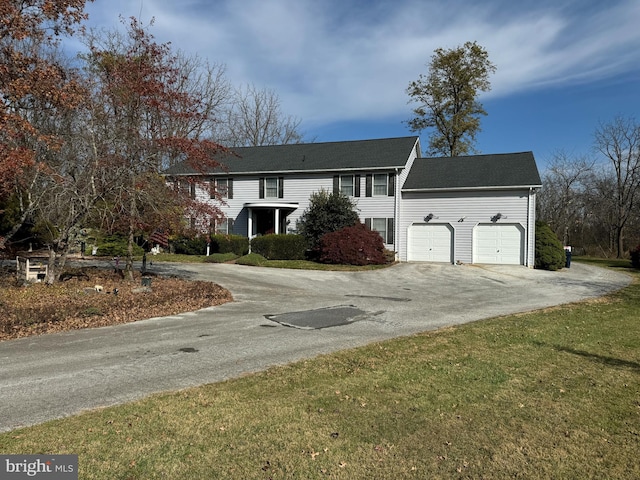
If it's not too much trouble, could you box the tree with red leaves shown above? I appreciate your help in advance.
[0,0,90,249]
[83,18,229,278]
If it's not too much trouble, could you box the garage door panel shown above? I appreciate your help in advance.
[408,224,453,262]
[474,224,524,265]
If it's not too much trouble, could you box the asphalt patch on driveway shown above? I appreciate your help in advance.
[265,305,367,330]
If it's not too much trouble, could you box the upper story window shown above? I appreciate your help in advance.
[210,178,233,199]
[176,179,196,199]
[373,174,388,195]
[366,173,396,197]
[259,177,284,199]
[265,177,278,197]
[333,174,361,197]
[340,175,354,196]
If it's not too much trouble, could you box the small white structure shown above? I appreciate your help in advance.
[16,256,48,282]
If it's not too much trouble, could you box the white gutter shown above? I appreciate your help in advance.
[402,185,543,193]
[166,166,406,176]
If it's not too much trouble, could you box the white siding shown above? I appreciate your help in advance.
[394,139,421,257]
[195,173,398,247]
[399,190,533,265]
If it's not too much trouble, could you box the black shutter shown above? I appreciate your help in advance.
[333,175,339,194]
[354,174,361,197]
[259,178,265,199]
[227,178,233,199]
[366,174,372,197]
[209,180,215,199]
[388,173,395,197]
[278,177,284,198]
[364,218,371,230]
[190,182,196,199]
[387,218,395,244]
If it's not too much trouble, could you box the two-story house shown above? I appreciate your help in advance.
[164,136,542,267]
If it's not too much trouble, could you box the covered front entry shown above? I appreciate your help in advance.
[245,202,298,237]
[407,223,454,262]
[473,223,524,265]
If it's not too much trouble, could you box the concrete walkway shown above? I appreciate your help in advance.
[0,261,631,432]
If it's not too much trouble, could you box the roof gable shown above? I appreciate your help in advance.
[402,152,542,191]
[164,136,420,175]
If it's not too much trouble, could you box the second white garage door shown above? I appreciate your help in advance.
[474,224,524,265]
[407,224,453,262]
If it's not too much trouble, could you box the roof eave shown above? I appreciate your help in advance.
[165,165,406,176]
[402,184,542,193]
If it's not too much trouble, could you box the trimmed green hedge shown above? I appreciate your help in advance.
[172,236,208,255]
[250,234,307,260]
[210,234,249,256]
[172,234,249,256]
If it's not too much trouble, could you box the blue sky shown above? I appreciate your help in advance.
[77,0,640,170]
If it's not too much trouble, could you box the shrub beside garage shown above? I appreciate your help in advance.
[535,221,566,271]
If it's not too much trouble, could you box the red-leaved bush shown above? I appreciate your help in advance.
[319,223,387,265]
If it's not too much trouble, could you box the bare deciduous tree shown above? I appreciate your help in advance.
[538,151,594,245]
[593,116,640,258]
[221,83,304,147]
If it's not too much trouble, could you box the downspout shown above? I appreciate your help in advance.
[395,167,400,262]
[247,207,253,253]
[527,188,533,268]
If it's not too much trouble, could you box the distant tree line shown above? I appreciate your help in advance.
[537,116,640,259]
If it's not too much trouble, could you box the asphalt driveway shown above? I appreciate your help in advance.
[0,261,631,432]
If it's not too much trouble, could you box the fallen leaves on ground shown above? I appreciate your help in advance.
[0,266,233,341]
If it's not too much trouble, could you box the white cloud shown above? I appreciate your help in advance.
[82,0,640,128]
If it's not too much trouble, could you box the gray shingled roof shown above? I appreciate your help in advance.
[163,136,420,175]
[403,152,542,191]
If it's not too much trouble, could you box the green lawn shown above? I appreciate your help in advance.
[1,262,638,479]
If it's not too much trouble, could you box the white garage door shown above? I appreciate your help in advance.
[407,224,453,262]
[474,224,524,265]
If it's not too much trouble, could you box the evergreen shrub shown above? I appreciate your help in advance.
[297,190,360,252]
[535,221,565,271]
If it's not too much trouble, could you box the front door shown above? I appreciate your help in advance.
[255,209,275,235]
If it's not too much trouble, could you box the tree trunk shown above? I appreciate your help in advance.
[617,225,625,259]
[126,193,136,281]
[45,247,58,285]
